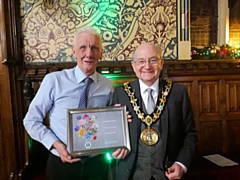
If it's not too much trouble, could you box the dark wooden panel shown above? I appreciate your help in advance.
[227,120,240,152]
[198,121,222,154]
[225,80,240,112]
[0,75,4,180]
[198,81,220,115]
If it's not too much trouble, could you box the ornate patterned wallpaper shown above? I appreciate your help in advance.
[21,0,177,63]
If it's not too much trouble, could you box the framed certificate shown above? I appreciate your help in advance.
[67,106,131,157]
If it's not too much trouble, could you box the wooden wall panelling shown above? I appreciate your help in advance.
[0,77,3,180]
[225,79,240,113]
[227,121,240,152]
[168,72,240,155]
[219,77,228,154]
[0,51,20,179]
[199,121,222,154]
[198,79,221,116]
[225,77,240,152]
[198,78,224,154]
[196,77,224,154]
[0,0,5,178]
[0,0,19,179]
[200,75,239,155]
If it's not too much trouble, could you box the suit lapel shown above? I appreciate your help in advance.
[158,79,169,153]
[128,80,142,150]
[161,106,169,152]
[129,80,142,129]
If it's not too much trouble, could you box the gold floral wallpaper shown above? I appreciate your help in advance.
[21,0,179,63]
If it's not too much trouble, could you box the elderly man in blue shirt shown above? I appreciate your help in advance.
[23,26,116,180]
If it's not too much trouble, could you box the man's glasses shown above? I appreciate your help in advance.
[134,58,161,66]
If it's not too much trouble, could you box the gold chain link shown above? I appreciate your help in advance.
[123,79,172,126]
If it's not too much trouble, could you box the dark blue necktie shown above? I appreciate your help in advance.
[77,77,92,163]
[78,77,92,108]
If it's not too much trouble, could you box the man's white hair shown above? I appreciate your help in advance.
[72,26,102,47]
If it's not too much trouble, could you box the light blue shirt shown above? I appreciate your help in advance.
[23,66,113,156]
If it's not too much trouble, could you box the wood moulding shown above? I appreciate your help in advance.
[20,59,240,81]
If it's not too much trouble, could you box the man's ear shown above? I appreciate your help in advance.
[131,61,136,72]
[72,46,76,58]
[160,58,164,68]
[99,49,103,60]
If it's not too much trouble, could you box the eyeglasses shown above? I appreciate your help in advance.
[134,58,161,66]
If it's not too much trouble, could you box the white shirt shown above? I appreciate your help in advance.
[139,79,159,109]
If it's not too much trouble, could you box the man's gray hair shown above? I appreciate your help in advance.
[73,26,102,46]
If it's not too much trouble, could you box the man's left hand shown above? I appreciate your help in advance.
[165,163,185,180]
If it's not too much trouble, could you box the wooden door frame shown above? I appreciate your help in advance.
[0,0,28,179]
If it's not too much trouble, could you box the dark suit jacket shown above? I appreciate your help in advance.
[113,79,198,180]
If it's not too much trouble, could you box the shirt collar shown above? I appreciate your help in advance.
[139,78,159,94]
[74,66,97,84]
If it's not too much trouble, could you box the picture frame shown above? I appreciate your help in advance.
[67,105,131,157]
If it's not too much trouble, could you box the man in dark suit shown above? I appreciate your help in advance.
[111,42,198,180]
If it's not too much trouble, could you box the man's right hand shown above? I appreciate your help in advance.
[112,148,129,159]
[53,141,81,163]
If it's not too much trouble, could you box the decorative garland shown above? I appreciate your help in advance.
[191,44,240,60]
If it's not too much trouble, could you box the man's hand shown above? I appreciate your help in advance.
[165,163,185,180]
[114,104,132,122]
[53,141,81,163]
[126,111,132,122]
[112,148,129,159]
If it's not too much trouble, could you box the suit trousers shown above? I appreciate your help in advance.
[46,153,109,180]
